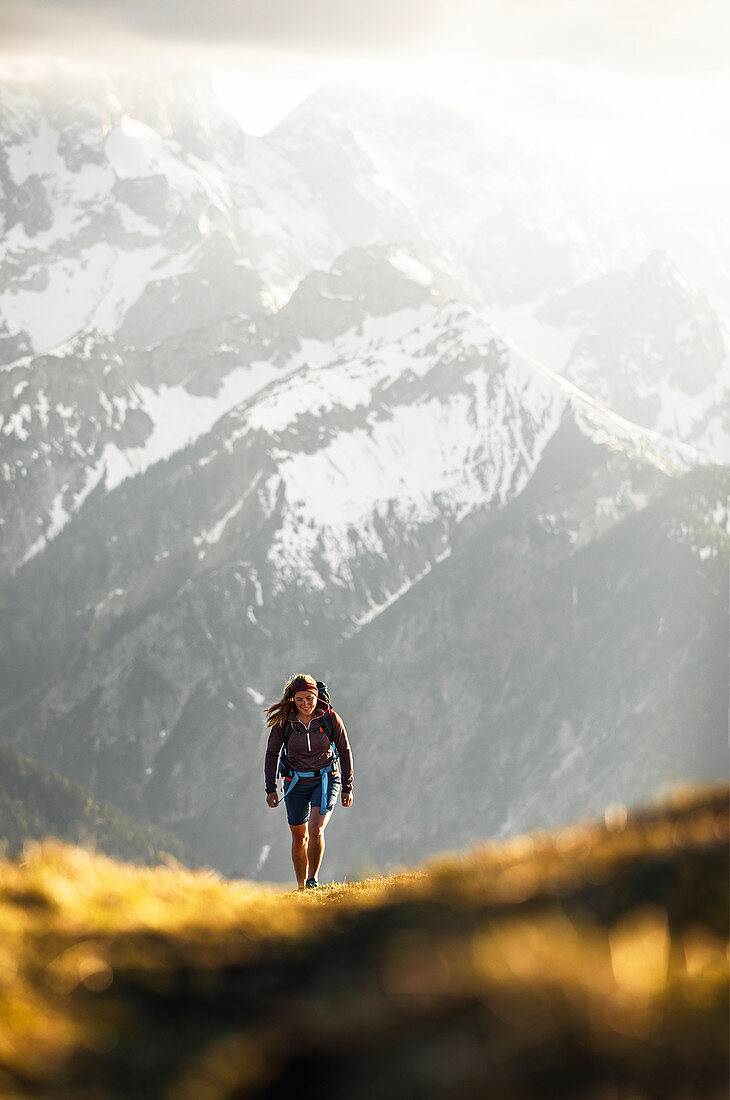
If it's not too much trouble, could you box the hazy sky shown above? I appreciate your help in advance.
[2,0,727,78]
[1,1,725,138]
[1,0,726,272]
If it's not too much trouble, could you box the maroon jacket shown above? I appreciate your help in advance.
[265,706,353,795]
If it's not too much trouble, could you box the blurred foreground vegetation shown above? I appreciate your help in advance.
[0,783,727,1098]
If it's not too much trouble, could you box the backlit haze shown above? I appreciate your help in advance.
[1,0,727,307]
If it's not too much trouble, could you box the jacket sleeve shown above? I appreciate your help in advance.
[331,711,353,794]
[264,723,284,794]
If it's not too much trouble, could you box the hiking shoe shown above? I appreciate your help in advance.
[305,877,319,889]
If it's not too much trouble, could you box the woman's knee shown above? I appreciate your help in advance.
[309,815,328,837]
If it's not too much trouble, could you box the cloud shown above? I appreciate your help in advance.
[0,0,446,53]
[435,0,730,78]
[0,0,727,79]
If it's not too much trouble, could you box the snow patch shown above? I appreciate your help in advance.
[243,306,433,437]
[106,116,196,194]
[2,404,32,440]
[485,300,581,378]
[21,461,105,565]
[254,844,271,873]
[389,248,433,287]
[102,362,279,491]
[712,504,730,535]
[194,498,245,547]
[267,365,563,588]
[6,120,59,186]
[354,548,451,627]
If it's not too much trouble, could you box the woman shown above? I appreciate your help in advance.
[264,674,353,889]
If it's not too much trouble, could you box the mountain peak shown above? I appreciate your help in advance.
[271,82,479,141]
[278,245,436,340]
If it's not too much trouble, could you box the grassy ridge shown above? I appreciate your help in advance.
[0,742,193,867]
[0,784,726,1098]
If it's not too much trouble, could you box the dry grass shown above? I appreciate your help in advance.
[0,783,726,1099]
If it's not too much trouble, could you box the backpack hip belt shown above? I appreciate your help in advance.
[283,763,336,814]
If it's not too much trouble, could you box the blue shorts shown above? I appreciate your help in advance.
[283,775,341,826]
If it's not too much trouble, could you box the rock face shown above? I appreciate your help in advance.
[0,69,728,879]
[538,251,730,459]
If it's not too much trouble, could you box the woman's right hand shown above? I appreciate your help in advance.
[266,792,279,807]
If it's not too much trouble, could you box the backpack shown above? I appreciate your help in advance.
[278,680,339,784]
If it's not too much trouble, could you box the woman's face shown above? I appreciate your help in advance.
[294,688,317,719]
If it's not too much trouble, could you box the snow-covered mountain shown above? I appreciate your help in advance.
[2,244,727,878]
[0,69,253,354]
[0,245,703,577]
[0,68,727,878]
[2,67,728,459]
[536,251,730,462]
[3,71,618,355]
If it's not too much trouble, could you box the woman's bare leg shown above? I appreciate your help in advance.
[289,823,308,888]
[306,808,332,882]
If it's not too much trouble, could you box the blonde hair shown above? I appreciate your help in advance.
[264,674,318,729]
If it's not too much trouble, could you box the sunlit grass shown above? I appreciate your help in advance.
[0,783,726,1098]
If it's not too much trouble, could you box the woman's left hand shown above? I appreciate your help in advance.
[341,791,353,808]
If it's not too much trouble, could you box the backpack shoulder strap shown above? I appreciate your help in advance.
[319,709,335,743]
[283,710,334,746]
[281,716,295,748]
[318,711,339,764]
